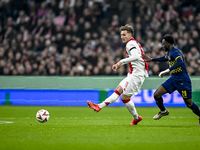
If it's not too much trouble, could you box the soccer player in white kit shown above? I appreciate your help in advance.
[87,24,149,125]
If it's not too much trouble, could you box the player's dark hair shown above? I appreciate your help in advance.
[119,24,134,36]
[163,35,174,44]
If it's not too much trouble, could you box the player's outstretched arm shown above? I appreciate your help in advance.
[143,54,167,62]
[142,54,152,62]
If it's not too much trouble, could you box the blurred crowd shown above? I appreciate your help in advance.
[0,0,200,76]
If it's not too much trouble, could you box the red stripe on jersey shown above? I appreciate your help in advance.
[130,38,149,73]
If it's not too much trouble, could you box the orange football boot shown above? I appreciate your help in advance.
[87,101,101,112]
[130,116,142,125]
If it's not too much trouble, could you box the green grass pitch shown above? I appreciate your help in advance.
[0,106,199,150]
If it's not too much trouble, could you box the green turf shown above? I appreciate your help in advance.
[0,106,199,150]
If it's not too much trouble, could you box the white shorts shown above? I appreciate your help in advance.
[119,74,146,96]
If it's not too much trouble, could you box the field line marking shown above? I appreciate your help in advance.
[0,117,16,119]
[0,121,14,124]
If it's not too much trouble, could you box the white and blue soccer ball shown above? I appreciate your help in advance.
[36,109,50,123]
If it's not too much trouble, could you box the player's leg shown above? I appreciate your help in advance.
[184,98,200,117]
[121,94,142,125]
[153,85,169,120]
[98,85,122,108]
[120,76,144,125]
[154,85,168,111]
[177,81,200,125]
[93,77,129,110]
[184,98,200,126]
[153,78,176,120]
[87,85,122,112]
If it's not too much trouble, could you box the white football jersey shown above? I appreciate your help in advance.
[122,38,149,77]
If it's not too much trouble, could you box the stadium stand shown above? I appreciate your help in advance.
[0,0,200,76]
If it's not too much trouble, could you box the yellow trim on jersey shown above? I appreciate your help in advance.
[175,56,182,61]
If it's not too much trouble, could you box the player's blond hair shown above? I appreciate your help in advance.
[119,24,134,36]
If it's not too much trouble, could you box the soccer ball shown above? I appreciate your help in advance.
[36,109,50,123]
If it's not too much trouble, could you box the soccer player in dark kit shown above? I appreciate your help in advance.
[143,35,200,126]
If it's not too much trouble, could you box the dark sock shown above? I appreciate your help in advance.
[154,96,166,111]
[188,102,200,117]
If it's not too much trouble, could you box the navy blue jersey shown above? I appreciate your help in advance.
[166,46,190,81]
[152,46,190,81]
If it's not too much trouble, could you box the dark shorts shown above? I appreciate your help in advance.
[161,77,192,99]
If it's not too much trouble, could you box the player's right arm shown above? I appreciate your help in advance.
[142,54,169,78]
[142,54,167,62]
[152,56,168,62]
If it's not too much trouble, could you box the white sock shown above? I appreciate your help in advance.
[98,92,120,108]
[123,100,139,120]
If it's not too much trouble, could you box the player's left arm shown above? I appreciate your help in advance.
[159,52,184,78]
[169,56,184,71]
[112,42,140,71]
[120,42,140,65]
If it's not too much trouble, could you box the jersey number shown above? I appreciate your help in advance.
[124,81,129,91]
[182,91,187,98]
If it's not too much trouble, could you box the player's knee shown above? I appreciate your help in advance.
[185,99,193,107]
[154,92,160,99]
[121,94,130,101]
